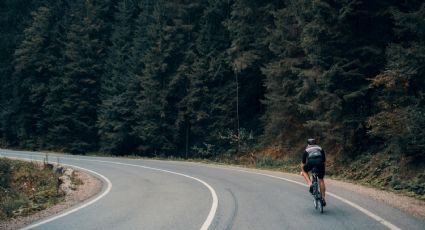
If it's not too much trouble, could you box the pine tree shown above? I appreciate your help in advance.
[261,0,396,156]
[13,6,54,147]
[175,0,234,157]
[133,1,176,155]
[161,0,205,157]
[368,2,425,159]
[131,0,155,77]
[224,0,271,153]
[290,0,347,149]
[97,0,139,154]
[321,0,393,153]
[261,1,308,148]
[44,0,109,153]
[0,0,37,144]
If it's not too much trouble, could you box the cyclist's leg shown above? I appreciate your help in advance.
[301,163,312,186]
[318,164,326,204]
[319,179,326,200]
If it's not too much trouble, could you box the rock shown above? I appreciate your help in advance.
[63,168,73,177]
[53,166,65,174]
[57,168,74,195]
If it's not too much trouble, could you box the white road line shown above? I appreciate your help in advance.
[65,159,219,230]
[212,166,402,230]
[2,156,113,230]
[1,151,218,230]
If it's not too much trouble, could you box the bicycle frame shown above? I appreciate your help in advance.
[311,167,323,213]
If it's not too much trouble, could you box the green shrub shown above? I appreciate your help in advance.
[0,158,64,220]
[0,159,12,188]
[256,156,286,168]
[1,195,29,218]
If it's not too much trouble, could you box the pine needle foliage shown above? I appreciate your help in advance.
[0,0,423,161]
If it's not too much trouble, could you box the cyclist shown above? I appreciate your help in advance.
[300,138,327,206]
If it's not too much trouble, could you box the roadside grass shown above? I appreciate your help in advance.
[0,158,65,221]
[329,152,425,200]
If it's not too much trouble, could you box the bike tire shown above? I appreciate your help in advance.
[318,198,323,213]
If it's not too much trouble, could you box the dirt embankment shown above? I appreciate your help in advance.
[0,168,102,230]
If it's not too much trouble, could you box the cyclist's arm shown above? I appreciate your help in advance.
[300,151,308,175]
[322,149,326,162]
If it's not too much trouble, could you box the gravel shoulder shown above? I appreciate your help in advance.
[0,168,102,230]
[326,178,425,220]
[259,167,425,220]
[255,166,425,220]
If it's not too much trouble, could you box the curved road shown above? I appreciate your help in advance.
[1,149,424,230]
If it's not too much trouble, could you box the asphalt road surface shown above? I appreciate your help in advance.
[1,149,424,230]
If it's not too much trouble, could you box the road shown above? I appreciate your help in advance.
[1,149,424,230]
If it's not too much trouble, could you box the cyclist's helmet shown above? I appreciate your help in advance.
[307,138,316,145]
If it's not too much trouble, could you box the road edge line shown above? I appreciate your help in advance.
[73,159,219,230]
[217,167,402,230]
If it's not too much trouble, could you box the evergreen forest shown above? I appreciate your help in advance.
[1,0,424,164]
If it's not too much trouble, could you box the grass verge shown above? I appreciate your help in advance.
[0,158,65,221]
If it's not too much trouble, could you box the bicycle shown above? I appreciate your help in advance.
[311,167,324,213]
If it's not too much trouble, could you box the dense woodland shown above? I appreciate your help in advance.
[0,0,424,161]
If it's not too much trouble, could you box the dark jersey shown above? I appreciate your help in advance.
[302,145,326,164]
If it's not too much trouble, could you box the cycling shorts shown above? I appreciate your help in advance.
[303,162,325,179]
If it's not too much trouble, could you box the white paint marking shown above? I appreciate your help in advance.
[213,166,402,230]
[2,155,112,230]
[1,151,218,230]
[67,159,219,230]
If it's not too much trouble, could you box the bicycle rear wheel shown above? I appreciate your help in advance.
[317,198,323,213]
